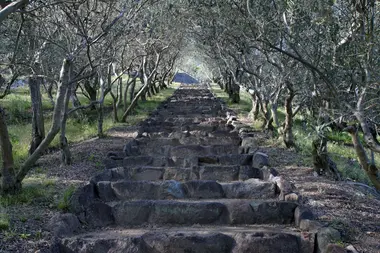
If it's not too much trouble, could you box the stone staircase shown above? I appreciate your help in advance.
[52,85,317,253]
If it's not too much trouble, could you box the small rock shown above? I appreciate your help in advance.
[47,213,80,237]
[85,202,114,227]
[259,166,278,181]
[300,219,323,231]
[325,244,346,253]
[252,152,269,169]
[69,184,95,214]
[285,192,300,202]
[346,245,359,253]
[271,176,294,199]
[317,227,342,253]
[294,206,314,227]
[241,137,257,149]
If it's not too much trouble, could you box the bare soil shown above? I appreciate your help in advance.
[0,126,138,253]
[1,121,380,252]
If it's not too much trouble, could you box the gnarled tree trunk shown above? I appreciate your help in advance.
[0,106,18,194]
[312,134,341,181]
[28,76,45,155]
[345,126,380,190]
[283,82,295,148]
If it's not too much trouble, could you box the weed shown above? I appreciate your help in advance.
[34,230,42,240]
[19,233,31,239]
[3,229,17,239]
[43,179,56,187]
[19,216,27,223]
[57,185,76,212]
[0,213,10,231]
[88,153,95,161]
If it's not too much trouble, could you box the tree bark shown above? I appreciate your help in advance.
[0,0,29,24]
[271,103,279,127]
[248,92,260,120]
[97,103,104,137]
[283,83,295,148]
[111,91,119,122]
[230,81,240,103]
[28,76,45,155]
[0,106,18,194]
[60,69,73,165]
[116,77,123,108]
[83,79,97,110]
[129,78,136,104]
[15,58,72,185]
[122,84,148,121]
[345,126,380,190]
[312,134,341,181]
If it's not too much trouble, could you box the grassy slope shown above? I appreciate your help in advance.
[210,83,378,186]
[1,82,178,167]
[0,83,178,216]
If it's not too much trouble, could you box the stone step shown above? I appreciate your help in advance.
[95,179,276,202]
[98,199,298,226]
[165,144,241,157]
[57,226,313,253]
[95,165,262,182]
[138,124,233,134]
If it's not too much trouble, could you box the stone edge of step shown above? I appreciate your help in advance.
[225,111,353,253]
[46,88,355,253]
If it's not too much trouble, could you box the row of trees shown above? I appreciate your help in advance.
[0,0,183,194]
[1,0,379,194]
[186,0,380,189]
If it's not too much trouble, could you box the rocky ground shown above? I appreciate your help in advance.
[0,85,379,253]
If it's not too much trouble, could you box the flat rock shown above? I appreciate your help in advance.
[221,180,276,199]
[57,227,309,253]
[249,201,298,224]
[200,165,239,181]
[183,180,225,199]
[149,201,227,225]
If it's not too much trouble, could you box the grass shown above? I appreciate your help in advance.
[57,185,76,212]
[0,213,10,231]
[1,82,179,167]
[0,176,56,207]
[209,83,252,117]
[210,83,379,186]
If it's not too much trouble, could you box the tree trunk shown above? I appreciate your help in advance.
[122,84,148,122]
[43,81,55,107]
[129,79,136,104]
[248,92,260,120]
[97,103,104,137]
[262,100,274,131]
[28,76,45,155]
[283,84,295,148]
[0,106,18,194]
[111,92,119,122]
[84,79,97,110]
[141,89,147,101]
[60,74,73,166]
[150,83,156,96]
[116,77,123,108]
[229,77,240,103]
[345,126,380,190]
[271,103,279,127]
[312,135,341,180]
[14,58,72,191]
